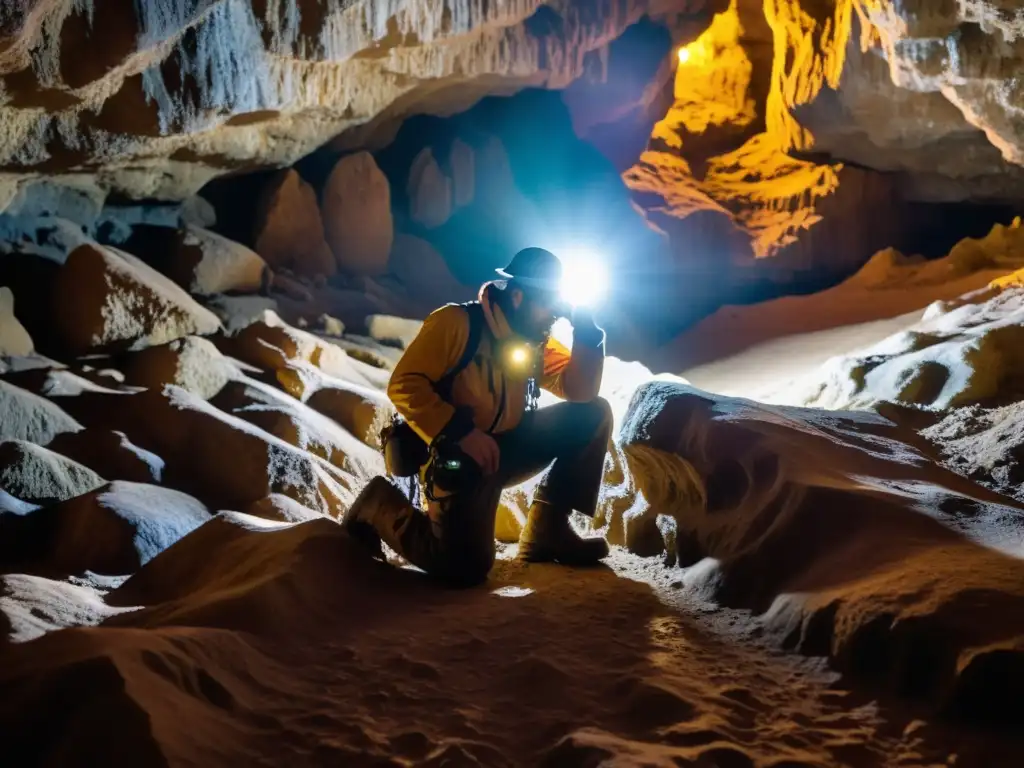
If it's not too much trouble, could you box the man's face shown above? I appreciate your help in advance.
[511,288,559,341]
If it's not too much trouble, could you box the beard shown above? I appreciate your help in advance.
[508,307,553,343]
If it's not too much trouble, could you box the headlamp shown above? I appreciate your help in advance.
[510,346,530,366]
[556,249,608,309]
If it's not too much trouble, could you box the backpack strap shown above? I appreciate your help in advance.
[434,302,485,403]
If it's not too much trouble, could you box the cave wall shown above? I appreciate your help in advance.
[626,0,1024,319]
[0,0,1023,350]
[0,0,706,208]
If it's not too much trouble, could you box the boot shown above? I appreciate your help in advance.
[517,501,609,565]
[343,476,423,560]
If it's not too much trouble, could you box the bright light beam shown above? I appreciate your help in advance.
[559,250,608,308]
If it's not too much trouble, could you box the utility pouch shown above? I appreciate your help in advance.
[380,415,430,478]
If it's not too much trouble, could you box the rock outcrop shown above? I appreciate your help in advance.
[52,244,222,357]
[322,152,394,276]
[0,440,104,505]
[253,170,336,279]
[627,0,1024,297]
[407,148,453,229]
[617,378,1024,716]
[0,287,33,356]
[119,223,268,296]
[0,0,690,205]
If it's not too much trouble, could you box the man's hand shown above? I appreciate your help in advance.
[570,305,604,347]
[459,428,500,475]
[570,305,595,327]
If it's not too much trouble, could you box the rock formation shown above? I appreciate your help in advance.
[253,170,336,279]
[322,152,394,276]
[0,0,693,206]
[627,0,1024,290]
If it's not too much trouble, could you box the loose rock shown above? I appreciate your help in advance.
[51,243,221,357]
[253,169,336,279]
[322,152,393,276]
[0,440,105,505]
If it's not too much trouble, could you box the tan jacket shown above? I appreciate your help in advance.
[387,283,604,444]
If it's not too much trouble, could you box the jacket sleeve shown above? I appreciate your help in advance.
[540,328,605,402]
[387,305,476,445]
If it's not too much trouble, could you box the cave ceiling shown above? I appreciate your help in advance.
[0,0,1022,263]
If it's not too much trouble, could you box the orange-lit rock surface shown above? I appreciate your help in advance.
[627,0,1024,266]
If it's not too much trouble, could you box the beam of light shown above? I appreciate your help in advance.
[677,47,691,64]
[558,248,608,308]
[492,586,534,598]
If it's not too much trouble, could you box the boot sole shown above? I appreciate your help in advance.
[345,521,385,560]
[517,545,608,566]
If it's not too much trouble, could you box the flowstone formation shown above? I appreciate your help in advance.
[627,0,1024,287]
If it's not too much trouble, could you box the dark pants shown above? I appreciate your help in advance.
[396,397,613,586]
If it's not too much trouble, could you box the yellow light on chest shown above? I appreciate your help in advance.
[506,343,535,372]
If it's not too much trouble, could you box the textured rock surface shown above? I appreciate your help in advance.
[46,428,164,484]
[322,152,394,276]
[121,336,238,400]
[854,0,1024,192]
[0,380,82,445]
[253,170,336,279]
[0,0,689,204]
[119,224,268,296]
[52,243,222,356]
[0,440,104,504]
[0,481,211,577]
[627,0,1024,278]
[407,148,453,229]
[0,287,33,356]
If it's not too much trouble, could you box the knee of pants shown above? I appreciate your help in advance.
[578,396,613,439]
[439,549,495,588]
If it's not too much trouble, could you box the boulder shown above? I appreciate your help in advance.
[51,243,221,356]
[181,195,216,228]
[50,385,358,518]
[0,380,82,444]
[1,366,130,399]
[253,169,336,278]
[322,152,393,276]
[212,310,379,388]
[268,271,314,302]
[209,377,382,474]
[274,360,395,450]
[206,294,281,333]
[104,512,393,639]
[449,138,475,209]
[0,481,211,578]
[0,287,33,357]
[179,225,268,295]
[0,216,94,264]
[46,429,164,485]
[121,336,237,400]
[243,494,323,523]
[0,440,105,505]
[619,379,1024,714]
[407,147,453,229]
[366,315,424,349]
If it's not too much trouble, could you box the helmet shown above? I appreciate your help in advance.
[495,247,562,293]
